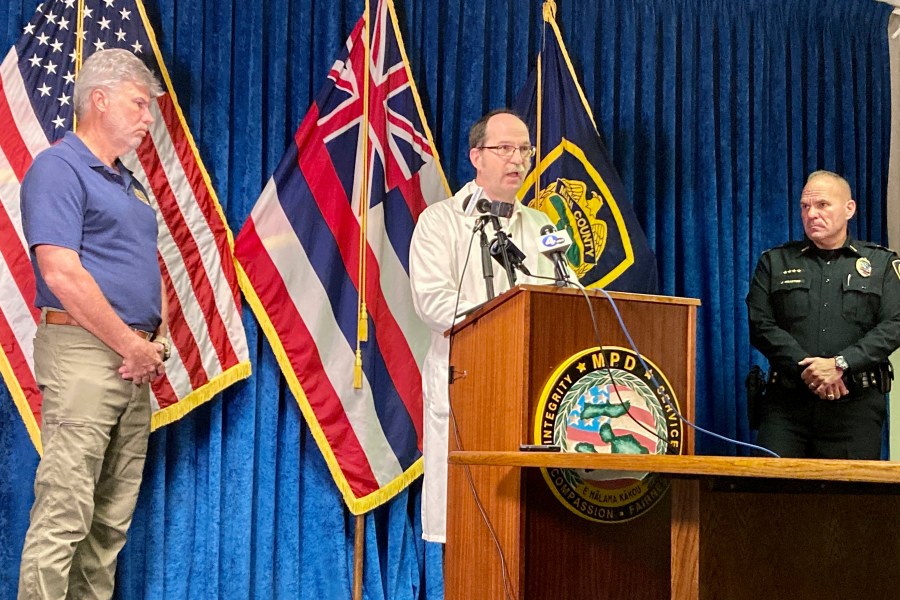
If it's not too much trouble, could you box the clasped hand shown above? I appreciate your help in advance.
[118,338,166,385]
[798,356,848,401]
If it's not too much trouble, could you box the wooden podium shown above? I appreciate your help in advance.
[444,285,700,600]
[444,285,900,599]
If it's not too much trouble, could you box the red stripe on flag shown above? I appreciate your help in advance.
[0,203,39,320]
[295,108,423,441]
[150,367,179,410]
[0,81,34,181]
[238,220,380,495]
[136,136,239,372]
[155,95,242,310]
[394,171,428,221]
[0,309,40,423]
[157,253,208,390]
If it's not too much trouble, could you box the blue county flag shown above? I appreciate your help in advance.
[0,0,250,452]
[514,1,658,293]
[234,0,448,512]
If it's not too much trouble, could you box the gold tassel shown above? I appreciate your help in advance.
[353,348,363,389]
[357,303,369,342]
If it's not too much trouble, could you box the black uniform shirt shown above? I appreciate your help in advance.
[747,236,900,377]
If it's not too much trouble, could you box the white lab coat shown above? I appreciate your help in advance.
[409,181,562,542]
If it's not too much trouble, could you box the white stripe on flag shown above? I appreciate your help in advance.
[253,179,404,485]
[0,151,27,250]
[0,48,51,159]
[0,267,35,374]
[365,203,430,366]
[143,99,246,357]
[417,160,446,207]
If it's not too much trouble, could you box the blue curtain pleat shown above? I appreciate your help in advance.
[0,0,893,598]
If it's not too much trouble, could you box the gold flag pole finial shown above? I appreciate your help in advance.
[543,0,557,21]
[354,0,372,389]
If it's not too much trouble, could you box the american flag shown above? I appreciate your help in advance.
[234,0,447,513]
[0,0,250,452]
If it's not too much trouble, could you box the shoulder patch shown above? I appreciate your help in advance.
[893,259,900,282]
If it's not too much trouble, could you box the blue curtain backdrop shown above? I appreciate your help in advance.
[0,0,893,598]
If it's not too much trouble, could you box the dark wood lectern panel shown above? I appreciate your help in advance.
[445,287,699,600]
[698,486,900,600]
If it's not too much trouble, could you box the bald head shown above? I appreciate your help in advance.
[800,170,855,249]
[805,170,852,200]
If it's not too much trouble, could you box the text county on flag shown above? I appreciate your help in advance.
[514,2,658,293]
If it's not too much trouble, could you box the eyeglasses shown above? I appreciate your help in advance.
[478,144,536,159]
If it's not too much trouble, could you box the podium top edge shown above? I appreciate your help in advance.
[449,451,900,485]
[443,284,701,337]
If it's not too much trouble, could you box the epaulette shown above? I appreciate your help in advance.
[857,240,898,255]
[764,240,807,255]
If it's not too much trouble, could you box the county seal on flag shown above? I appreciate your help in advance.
[514,3,658,293]
[533,347,682,523]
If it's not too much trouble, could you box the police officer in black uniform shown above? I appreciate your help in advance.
[746,170,900,459]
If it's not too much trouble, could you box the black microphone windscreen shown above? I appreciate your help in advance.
[489,201,514,219]
[476,198,492,214]
[540,224,555,235]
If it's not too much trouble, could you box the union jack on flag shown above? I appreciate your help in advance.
[234,0,448,512]
[0,0,250,451]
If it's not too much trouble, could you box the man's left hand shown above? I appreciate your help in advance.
[799,356,848,400]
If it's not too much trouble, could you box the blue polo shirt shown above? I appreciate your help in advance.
[21,132,162,331]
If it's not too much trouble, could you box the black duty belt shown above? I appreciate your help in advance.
[768,362,893,395]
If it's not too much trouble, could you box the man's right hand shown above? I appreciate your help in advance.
[118,337,165,384]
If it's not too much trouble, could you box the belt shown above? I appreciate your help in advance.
[44,310,154,340]
[768,365,891,394]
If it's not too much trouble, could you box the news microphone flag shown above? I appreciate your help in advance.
[0,0,250,451]
[234,0,448,512]
[514,1,658,293]
[537,228,574,255]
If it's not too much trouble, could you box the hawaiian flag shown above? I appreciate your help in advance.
[514,3,658,293]
[0,0,250,452]
[234,0,448,513]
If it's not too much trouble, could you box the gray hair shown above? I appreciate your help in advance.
[806,170,852,197]
[73,49,162,119]
[806,169,848,187]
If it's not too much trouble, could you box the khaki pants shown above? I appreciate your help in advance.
[18,319,150,600]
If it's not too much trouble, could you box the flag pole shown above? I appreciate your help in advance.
[353,514,365,600]
[352,1,373,594]
[73,0,87,131]
[354,0,372,389]
[535,0,556,202]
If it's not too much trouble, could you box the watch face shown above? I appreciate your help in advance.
[836,356,848,370]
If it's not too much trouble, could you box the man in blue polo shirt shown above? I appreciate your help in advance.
[18,49,170,599]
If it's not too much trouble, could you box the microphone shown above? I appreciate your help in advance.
[476,198,513,218]
[489,237,531,276]
[537,225,573,286]
[462,187,484,216]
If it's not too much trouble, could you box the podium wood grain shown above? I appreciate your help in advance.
[445,287,699,600]
[451,451,900,599]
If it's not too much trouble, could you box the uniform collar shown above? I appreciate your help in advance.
[799,234,861,257]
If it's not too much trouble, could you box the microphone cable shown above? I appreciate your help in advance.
[527,272,780,458]
[443,215,517,600]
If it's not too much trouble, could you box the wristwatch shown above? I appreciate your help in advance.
[154,336,172,361]
[834,355,849,371]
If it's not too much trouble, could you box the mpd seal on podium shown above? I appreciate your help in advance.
[534,346,683,523]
